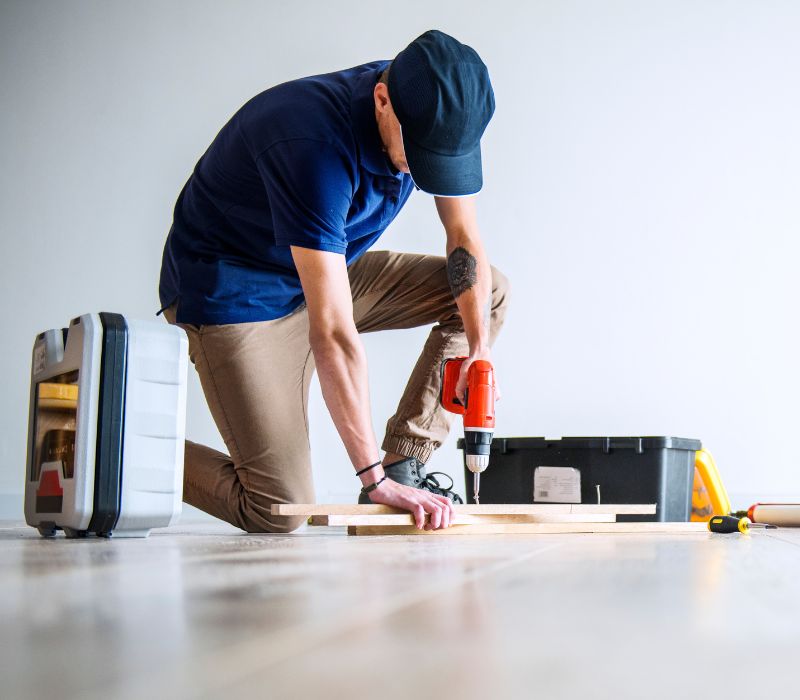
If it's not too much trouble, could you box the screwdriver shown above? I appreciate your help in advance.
[708,515,777,534]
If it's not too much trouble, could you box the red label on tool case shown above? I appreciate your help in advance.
[36,462,64,513]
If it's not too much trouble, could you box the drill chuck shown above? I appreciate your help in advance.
[464,428,492,473]
[466,454,489,473]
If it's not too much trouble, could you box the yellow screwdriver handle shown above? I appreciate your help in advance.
[708,515,750,534]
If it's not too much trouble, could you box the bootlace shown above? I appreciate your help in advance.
[422,471,464,504]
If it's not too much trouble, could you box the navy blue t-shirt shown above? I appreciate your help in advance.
[159,61,415,325]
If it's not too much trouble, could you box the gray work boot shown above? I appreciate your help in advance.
[358,457,463,504]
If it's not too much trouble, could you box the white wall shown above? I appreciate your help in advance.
[2,0,798,520]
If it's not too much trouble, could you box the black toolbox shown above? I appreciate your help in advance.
[458,436,702,521]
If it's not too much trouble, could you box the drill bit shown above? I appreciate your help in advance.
[473,472,480,504]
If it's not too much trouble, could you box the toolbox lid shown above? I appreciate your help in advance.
[457,436,702,453]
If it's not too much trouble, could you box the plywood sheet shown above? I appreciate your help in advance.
[313,513,617,526]
[346,522,709,536]
[272,503,656,517]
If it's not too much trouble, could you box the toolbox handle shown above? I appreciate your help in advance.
[602,437,644,454]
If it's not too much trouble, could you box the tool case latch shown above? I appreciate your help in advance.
[602,437,644,454]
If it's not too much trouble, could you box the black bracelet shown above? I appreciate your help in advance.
[355,460,382,477]
[361,475,388,495]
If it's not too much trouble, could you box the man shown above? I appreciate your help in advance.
[159,30,509,533]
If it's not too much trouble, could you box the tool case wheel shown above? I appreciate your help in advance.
[37,523,57,538]
[62,527,87,539]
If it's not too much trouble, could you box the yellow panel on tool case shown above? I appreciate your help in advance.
[37,382,79,410]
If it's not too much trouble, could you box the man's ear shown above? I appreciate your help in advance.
[373,82,391,113]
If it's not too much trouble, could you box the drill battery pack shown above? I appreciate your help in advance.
[25,313,188,538]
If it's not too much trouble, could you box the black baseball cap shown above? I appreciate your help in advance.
[388,30,495,196]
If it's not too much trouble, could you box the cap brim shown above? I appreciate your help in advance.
[404,138,483,196]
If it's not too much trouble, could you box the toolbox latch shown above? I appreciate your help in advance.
[602,437,644,454]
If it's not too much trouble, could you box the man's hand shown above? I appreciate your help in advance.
[455,349,502,405]
[366,478,455,530]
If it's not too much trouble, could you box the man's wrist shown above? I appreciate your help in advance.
[468,344,491,360]
[357,462,386,487]
[360,474,388,496]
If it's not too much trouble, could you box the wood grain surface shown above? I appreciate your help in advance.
[272,503,657,516]
[312,513,618,526]
[346,522,709,536]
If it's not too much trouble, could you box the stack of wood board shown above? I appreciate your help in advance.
[270,504,709,536]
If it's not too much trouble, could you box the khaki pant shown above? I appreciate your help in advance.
[164,250,509,532]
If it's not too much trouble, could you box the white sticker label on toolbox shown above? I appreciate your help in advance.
[33,343,47,375]
[533,466,581,503]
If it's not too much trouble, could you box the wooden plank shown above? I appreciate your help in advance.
[313,513,617,526]
[272,503,656,516]
[346,522,708,536]
[564,504,655,514]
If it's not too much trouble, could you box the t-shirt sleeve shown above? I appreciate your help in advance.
[256,139,354,253]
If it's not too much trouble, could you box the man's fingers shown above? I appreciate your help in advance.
[375,483,457,530]
[419,497,443,530]
[456,364,469,403]
[437,499,452,529]
[441,502,451,529]
[429,494,455,528]
[426,501,443,530]
[413,504,426,530]
[431,495,453,528]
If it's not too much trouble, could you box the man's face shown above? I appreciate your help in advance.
[374,83,410,175]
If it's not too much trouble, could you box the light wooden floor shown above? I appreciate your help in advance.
[2,520,798,699]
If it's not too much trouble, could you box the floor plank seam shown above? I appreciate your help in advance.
[764,532,800,549]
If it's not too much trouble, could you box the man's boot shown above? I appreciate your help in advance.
[358,457,463,504]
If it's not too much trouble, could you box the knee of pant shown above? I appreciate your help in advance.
[269,514,308,534]
[239,513,307,535]
[236,485,312,534]
[490,265,511,311]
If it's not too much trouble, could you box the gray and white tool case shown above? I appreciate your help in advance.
[25,313,188,538]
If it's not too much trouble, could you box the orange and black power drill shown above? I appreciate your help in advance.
[440,357,496,504]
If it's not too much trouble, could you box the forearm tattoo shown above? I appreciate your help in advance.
[447,246,478,299]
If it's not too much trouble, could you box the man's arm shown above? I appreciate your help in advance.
[290,246,454,529]
[434,196,495,400]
